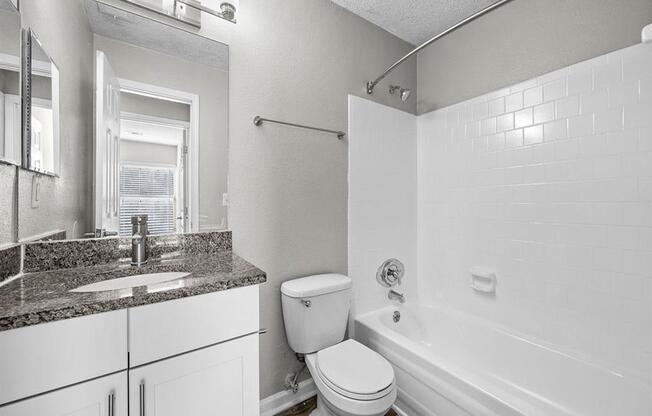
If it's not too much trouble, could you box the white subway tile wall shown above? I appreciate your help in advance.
[417,42,652,380]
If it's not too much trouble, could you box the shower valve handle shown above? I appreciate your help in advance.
[376,258,405,288]
[386,265,402,285]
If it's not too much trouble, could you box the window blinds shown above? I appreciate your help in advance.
[119,164,176,236]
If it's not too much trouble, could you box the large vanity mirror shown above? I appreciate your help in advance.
[14,0,229,242]
[0,0,21,167]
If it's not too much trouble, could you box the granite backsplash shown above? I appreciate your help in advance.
[0,245,21,283]
[0,231,232,277]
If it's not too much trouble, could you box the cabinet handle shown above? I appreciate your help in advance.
[139,382,145,416]
[108,392,115,416]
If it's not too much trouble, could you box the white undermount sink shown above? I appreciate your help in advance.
[70,272,190,293]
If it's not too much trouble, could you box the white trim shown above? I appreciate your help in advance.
[120,114,186,147]
[391,403,410,416]
[0,52,20,72]
[117,77,200,232]
[260,379,317,416]
[120,160,177,169]
[120,111,191,129]
[118,78,196,104]
[31,59,52,77]
[120,136,182,147]
[31,97,52,109]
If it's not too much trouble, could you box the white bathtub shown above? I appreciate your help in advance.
[355,304,651,416]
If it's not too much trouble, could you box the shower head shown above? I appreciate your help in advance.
[389,85,411,102]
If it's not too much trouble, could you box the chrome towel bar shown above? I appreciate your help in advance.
[253,116,345,140]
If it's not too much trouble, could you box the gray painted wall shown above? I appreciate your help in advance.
[229,0,416,397]
[0,8,19,57]
[18,0,94,241]
[0,69,18,95]
[0,164,16,246]
[417,0,652,114]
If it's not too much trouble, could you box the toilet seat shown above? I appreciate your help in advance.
[315,339,395,401]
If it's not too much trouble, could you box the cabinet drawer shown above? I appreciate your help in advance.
[0,310,128,405]
[128,285,259,366]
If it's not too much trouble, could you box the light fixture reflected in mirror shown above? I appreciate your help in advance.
[125,0,239,25]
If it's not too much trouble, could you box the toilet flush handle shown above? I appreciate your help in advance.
[301,299,312,308]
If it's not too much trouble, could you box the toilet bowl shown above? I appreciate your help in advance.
[280,274,396,416]
[306,339,397,416]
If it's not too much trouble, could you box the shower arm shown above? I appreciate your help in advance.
[365,0,513,95]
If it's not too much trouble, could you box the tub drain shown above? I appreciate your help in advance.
[393,310,401,323]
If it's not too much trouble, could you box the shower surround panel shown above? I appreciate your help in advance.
[348,95,417,319]
[417,41,652,380]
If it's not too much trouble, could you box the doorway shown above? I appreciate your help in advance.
[94,49,200,235]
[119,115,189,236]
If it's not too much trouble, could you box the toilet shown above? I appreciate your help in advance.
[281,273,397,416]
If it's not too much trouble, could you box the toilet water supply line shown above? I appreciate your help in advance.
[365,0,514,95]
[286,359,307,393]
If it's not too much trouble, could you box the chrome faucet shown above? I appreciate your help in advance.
[131,215,148,266]
[388,289,406,303]
[83,229,118,238]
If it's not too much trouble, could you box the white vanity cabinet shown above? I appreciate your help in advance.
[128,285,260,416]
[0,372,127,416]
[0,285,261,416]
[129,333,259,416]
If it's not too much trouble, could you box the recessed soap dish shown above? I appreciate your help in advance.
[470,267,497,294]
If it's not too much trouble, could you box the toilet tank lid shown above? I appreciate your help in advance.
[281,273,351,298]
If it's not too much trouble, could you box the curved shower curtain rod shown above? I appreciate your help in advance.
[366,0,513,95]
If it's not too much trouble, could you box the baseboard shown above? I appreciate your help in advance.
[392,403,410,416]
[260,378,317,416]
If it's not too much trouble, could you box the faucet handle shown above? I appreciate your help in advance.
[386,264,402,285]
[376,258,405,288]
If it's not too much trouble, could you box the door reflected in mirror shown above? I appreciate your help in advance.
[95,60,196,237]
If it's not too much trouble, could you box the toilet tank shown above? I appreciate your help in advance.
[281,274,352,354]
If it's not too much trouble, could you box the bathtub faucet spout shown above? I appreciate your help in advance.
[388,289,406,303]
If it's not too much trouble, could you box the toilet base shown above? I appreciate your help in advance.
[310,393,390,416]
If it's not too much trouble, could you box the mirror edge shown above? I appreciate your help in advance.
[21,28,60,177]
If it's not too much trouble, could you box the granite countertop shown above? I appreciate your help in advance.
[0,251,266,332]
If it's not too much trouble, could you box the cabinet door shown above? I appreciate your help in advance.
[0,371,127,416]
[129,333,259,416]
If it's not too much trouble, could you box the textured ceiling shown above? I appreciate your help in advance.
[84,0,228,71]
[331,0,497,45]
